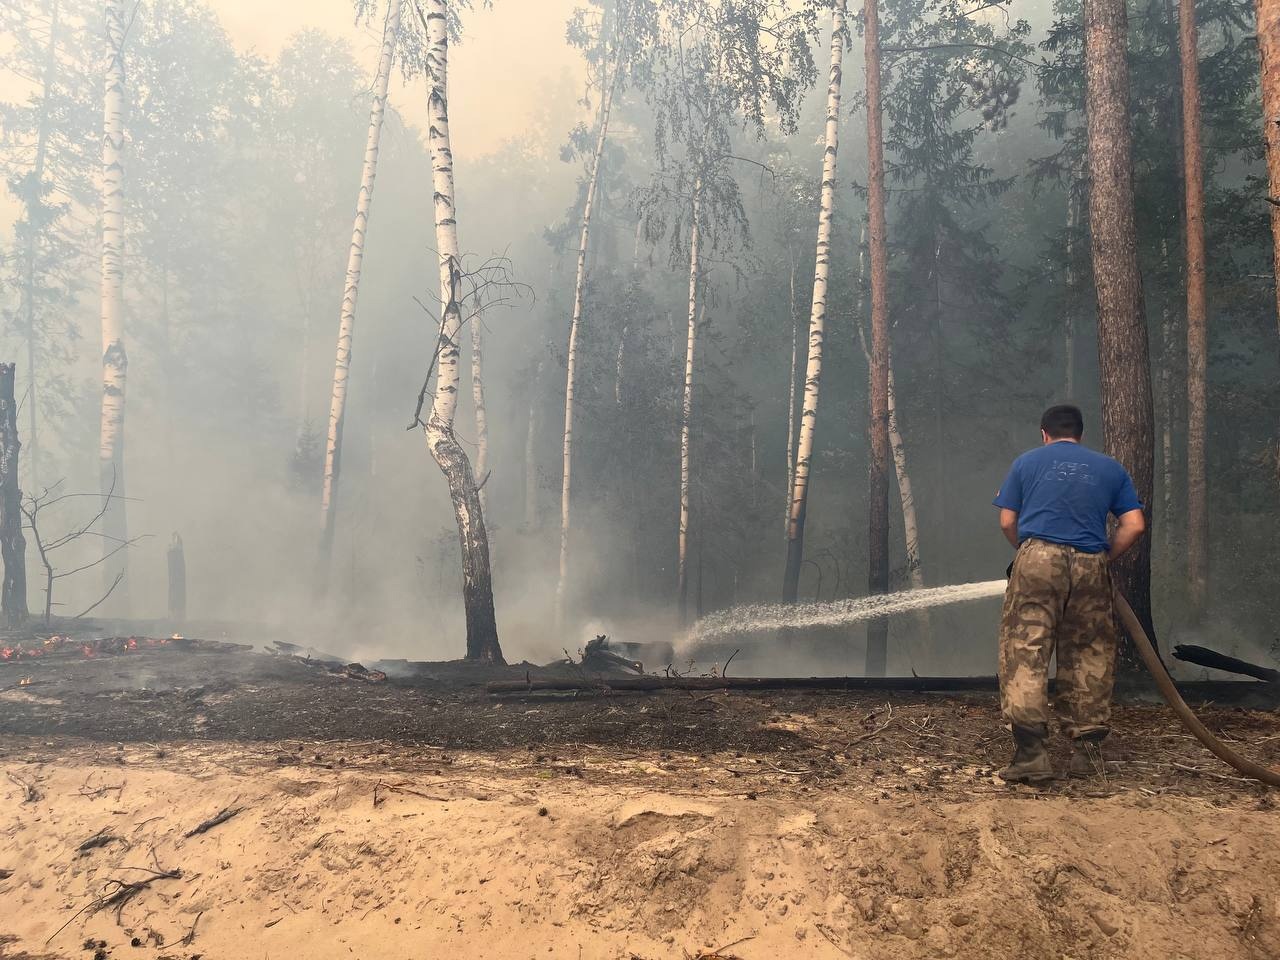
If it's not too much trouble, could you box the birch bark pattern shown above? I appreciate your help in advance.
[677,180,702,620]
[782,1,846,603]
[470,315,489,518]
[1179,0,1208,612]
[783,250,799,542]
[865,0,892,675]
[555,71,617,627]
[422,0,502,663]
[319,0,403,571]
[99,0,128,608]
[0,364,27,628]
[1083,0,1157,651]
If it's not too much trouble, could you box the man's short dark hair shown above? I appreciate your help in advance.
[1041,404,1084,440]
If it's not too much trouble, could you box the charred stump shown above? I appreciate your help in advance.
[0,363,27,627]
[426,413,504,664]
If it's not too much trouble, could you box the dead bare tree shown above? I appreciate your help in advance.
[20,473,147,626]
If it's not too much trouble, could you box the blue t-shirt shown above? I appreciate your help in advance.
[993,441,1142,553]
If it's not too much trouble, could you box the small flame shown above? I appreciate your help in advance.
[18,676,32,686]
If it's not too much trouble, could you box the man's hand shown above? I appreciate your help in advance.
[1108,508,1146,561]
[999,508,1019,549]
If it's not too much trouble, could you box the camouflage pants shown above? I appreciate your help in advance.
[998,538,1118,740]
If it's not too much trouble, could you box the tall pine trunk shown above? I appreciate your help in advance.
[782,0,847,602]
[319,0,403,576]
[1179,0,1208,613]
[1083,0,1157,652]
[854,227,923,591]
[677,179,702,621]
[0,364,27,628]
[99,0,128,610]
[422,0,502,663]
[1258,0,1280,334]
[556,67,617,627]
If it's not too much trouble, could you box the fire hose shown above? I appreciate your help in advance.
[1112,589,1280,788]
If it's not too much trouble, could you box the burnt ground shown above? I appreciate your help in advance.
[1,642,1278,802]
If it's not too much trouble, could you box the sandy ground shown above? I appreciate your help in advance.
[2,734,1279,960]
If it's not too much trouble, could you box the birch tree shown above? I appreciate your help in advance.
[418,0,502,663]
[556,0,657,626]
[781,0,848,603]
[99,0,129,607]
[318,0,404,577]
[641,0,817,618]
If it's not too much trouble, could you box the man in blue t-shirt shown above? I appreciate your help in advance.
[991,404,1146,783]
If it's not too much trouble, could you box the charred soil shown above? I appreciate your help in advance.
[1,644,1278,959]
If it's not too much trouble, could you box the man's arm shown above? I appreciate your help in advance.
[999,508,1019,548]
[1108,508,1146,560]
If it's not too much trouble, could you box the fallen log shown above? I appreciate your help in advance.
[487,675,1003,694]
[1172,644,1280,684]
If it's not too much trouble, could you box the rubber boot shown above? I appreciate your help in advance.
[998,724,1055,784]
[1067,732,1108,777]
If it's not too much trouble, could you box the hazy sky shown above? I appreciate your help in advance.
[212,0,585,158]
[0,0,586,232]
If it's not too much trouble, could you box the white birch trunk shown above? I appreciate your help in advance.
[782,1,846,601]
[783,247,799,542]
[615,325,627,405]
[319,0,402,567]
[525,358,542,527]
[677,179,703,619]
[99,0,128,607]
[555,69,617,626]
[470,314,489,517]
[422,0,501,662]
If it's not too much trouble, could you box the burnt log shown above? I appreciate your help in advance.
[1172,644,1280,683]
[0,363,27,627]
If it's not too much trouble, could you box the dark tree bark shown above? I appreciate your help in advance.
[0,363,28,627]
[427,418,503,663]
[1179,0,1208,615]
[1258,0,1280,333]
[1255,0,1280,495]
[1083,0,1157,657]
[864,0,891,676]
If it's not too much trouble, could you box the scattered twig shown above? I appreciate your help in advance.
[47,865,182,943]
[77,830,126,855]
[694,934,756,958]
[78,783,126,799]
[179,910,203,946]
[0,868,13,880]
[184,802,244,838]
[721,648,739,679]
[7,771,40,802]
